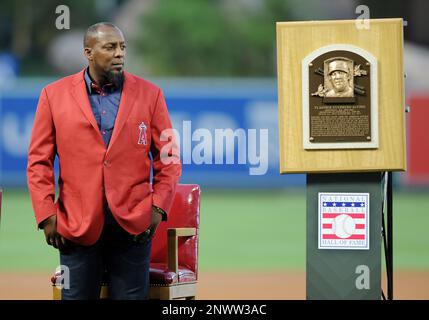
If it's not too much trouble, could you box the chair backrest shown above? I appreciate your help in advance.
[151,184,201,277]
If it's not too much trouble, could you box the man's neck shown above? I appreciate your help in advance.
[88,65,108,87]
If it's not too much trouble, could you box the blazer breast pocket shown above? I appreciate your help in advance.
[128,119,151,150]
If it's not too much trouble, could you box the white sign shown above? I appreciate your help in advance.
[318,192,369,250]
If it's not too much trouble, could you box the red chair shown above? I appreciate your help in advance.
[149,184,200,299]
[52,184,201,300]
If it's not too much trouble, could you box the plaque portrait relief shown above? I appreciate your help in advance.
[302,45,378,150]
[324,58,354,98]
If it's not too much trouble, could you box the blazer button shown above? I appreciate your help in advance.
[104,160,109,166]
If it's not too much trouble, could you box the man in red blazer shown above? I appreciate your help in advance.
[27,22,181,299]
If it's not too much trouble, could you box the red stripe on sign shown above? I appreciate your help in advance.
[322,234,365,240]
[322,213,365,219]
[322,224,332,229]
[355,224,365,229]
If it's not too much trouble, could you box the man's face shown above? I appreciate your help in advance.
[329,70,349,92]
[85,26,126,83]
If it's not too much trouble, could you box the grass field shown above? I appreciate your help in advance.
[0,188,428,272]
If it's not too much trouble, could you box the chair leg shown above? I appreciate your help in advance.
[159,287,171,300]
[53,286,61,300]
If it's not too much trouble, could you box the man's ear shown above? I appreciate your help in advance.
[84,47,93,61]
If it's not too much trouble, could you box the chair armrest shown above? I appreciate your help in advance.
[167,227,196,273]
[168,228,196,237]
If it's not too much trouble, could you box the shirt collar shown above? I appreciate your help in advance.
[84,67,118,95]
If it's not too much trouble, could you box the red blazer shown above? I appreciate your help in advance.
[27,69,181,245]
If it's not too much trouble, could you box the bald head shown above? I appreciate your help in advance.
[84,22,124,48]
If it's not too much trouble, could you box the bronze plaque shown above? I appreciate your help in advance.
[308,50,371,144]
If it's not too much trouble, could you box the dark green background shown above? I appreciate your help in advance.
[307,173,382,299]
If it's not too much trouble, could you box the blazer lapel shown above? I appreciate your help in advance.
[107,71,137,154]
[70,70,103,138]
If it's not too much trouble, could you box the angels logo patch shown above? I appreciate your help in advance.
[137,122,147,145]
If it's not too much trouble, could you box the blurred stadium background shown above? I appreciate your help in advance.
[0,0,428,299]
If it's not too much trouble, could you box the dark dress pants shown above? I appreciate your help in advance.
[59,209,151,300]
